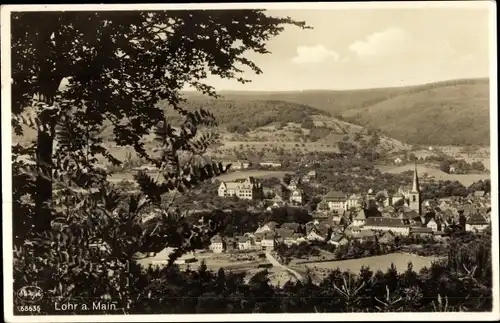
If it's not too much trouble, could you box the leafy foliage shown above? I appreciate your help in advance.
[11,9,308,314]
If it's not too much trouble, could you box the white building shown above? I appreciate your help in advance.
[322,190,347,213]
[465,214,489,232]
[260,232,277,250]
[290,189,304,205]
[352,209,367,227]
[218,177,263,200]
[236,236,256,250]
[426,218,438,232]
[364,217,411,236]
[209,235,226,253]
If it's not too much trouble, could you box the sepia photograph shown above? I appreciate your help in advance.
[1,2,498,322]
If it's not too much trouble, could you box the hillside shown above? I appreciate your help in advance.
[163,97,329,133]
[341,80,490,146]
[183,78,489,146]
[159,97,409,156]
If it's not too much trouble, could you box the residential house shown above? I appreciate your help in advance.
[266,200,286,211]
[255,221,279,234]
[292,233,307,245]
[425,218,439,232]
[276,229,297,245]
[449,165,456,173]
[323,190,348,213]
[465,214,489,232]
[379,231,396,244]
[364,217,411,235]
[409,227,434,238]
[288,178,300,190]
[261,231,277,250]
[306,225,329,242]
[349,226,363,236]
[328,234,349,246]
[209,235,226,253]
[218,177,263,200]
[352,209,367,227]
[352,229,376,243]
[394,157,403,165]
[329,212,343,225]
[224,160,250,170]
[290,188,304,205]
[259,161,282,168]
[474,190,486,198]
[236,236,255,250]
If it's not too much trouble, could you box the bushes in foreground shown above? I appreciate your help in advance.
[14,227,492,314]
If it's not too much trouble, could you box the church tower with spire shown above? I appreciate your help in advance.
[408,163,421,215]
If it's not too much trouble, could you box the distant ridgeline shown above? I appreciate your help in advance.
[164,77,490,146]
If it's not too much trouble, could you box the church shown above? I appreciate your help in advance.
[364,163,422,215]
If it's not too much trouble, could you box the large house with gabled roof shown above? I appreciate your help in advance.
[322,189,348,213]
[465,213,489,232]
[218,177,263,200]
[364,216,411,235]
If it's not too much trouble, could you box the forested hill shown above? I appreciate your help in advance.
[160,97,330,132]
[176,77,490,146]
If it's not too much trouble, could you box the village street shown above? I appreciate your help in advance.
[265,251,304,281]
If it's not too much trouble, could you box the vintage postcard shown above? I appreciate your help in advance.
[1,1,498,322]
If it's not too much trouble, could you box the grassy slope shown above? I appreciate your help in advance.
[341,81,490,146]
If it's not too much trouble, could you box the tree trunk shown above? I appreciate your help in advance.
[34,107,55,232]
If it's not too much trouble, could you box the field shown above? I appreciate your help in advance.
[299,253,440,275]
[216,170,293,182]
[377,164,490,187]
[218,140,340,153]
[135,248,296,286]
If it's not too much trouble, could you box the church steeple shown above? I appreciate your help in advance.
[409,163,421,215]
[412,163,420,193]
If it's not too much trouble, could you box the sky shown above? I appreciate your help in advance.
[197,6,492,91]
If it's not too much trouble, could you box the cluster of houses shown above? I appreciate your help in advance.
[318,164,423,215]
[210,164,491,254]
[209,220,329,253]
[217,169,317,206]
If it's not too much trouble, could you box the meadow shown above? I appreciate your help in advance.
[216,170,293,182]
[377,164,491,187]
[300,252,440,274]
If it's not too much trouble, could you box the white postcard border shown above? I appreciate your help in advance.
[2,2,498,322]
